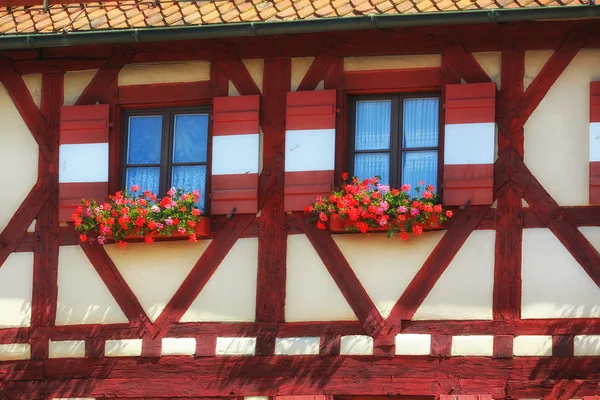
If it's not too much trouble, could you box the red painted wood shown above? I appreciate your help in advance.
[295,214,385,336]
[284,170,334,212]
[436,39,490,84]
[29,323,140,341]
[445,82,496,124]
[14,58,107,75]
[213,44,261,96]
[118,81,211,106]
[431,334,452,357]
[153,215,254,333]
[493,185,522,321]
[373,334,395,358]
[59,104,110,144]
[211,173,259,215]
[552,335,574,358]
[319,333,341,356]
[85,338,105,359]
[195,335,217,357]
[345,68,443,93]
[443,164,494,206]
[212,95,260,135]
[75,46,134,106]
[500,50,525,157]
[58,182,109,222]
[141,338,162,358]
[543,380,584,400]
[493,335,513,358]
[210,63,229,97]
[589,162,600,204]
[0,327,29,344]
[591,82,600,123]
[286,89,336,130]
[386,205,489,326]
[297,53,334,92]
[324,57,346,182]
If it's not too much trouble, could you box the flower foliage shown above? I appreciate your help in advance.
[304,174,452,239]
[73,186,203,247]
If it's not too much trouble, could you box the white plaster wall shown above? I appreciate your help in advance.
[574,335,600,356]
[105,339,142,357]
[162,337,196,356]
[228,59,263,96]
[522,228,600,318]
[340,335,373,355]
[0,252,33,328]
[524,49,600,206]
[63,69,97,106]
[275,337,320,355]
[56,245,128,325]
[333,231,445,318]
[344,54,441,71]
[48,340,86,358]
[0,83,39,233]
[395,334,431,355]
[524,50,553,91]
[286,234,357,322]
[473,52,501,88]
[413,230,495,320]
[0,343,30,361]
[181,238,258,322]
[215,337,256,356]
[22,74,42,108]
[451,335,493,356]
[106,241,211,322]
[513,335,552,356]
[118,61,211,86]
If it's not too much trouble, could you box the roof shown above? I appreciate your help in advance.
[0,0,592,35]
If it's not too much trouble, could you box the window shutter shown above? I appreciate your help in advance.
[59,104,110,222]
[590,82,600,203]
[211,95,260,215]
[284,90,336,211]
[443,82,496,206]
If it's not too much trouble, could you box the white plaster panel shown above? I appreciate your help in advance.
[212,134,259,175]
[118,61,210,86]
[105,339,142,357]
[524,49,600,206]
[27,219,36,233]
[59,143,109,183]
[215,337,256,356]
[344,55,441,71]
[574,335,600,356]
[243,59,263,92]
[590,123,600,161]
[333,232,444,319]
[106,241,210,322]
[291,57,314,91]
[275,337,320,355]
[245,397,269,400]
[413,230,494,320]
[0,252,33,328]
[522,228,600,318]
[473,52,501,88]
[444,123,495,165]
[451,335,493,356]
[340,335,373,355]
[524,50,553,91]
[0,82,39,233]
[64,69,97,106]
[49,340,86,359]
[56,245,128,325]
[161,338,196,356]
[228,80,240,97]
[286,234,357,322]
[395,334,431,355]
[285,129,336,172]
[181,238,258,322]
[513,335,552,357]
[22,74,42,108]
[0,343,30,361]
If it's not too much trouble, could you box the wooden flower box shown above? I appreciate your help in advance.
[119,217,211,241]
[328,216,442,233]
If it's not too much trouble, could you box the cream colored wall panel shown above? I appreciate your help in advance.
[106,241,211,322]
[215,337,256,356]
[291,57,314,91]
[413,230,494,320]
[0,83,39,233]
[63,69,97,106]
[522,228,600,318]
[229,80,240,96]
[344,55,441,71]
[473,52,501,88]
[48,340,86,358]
[574,335,600,356]
[105,339,142,357]
[118,61,211,86]
[22,74,42,108]
[340,335,373,355]
[181,238,258,322]
[286,234,357,322]
[0,343,30,361]
[0,252,33,328]
[56,245,128,325]
[513,335,552,356]
[524,50,553,91]
[395,334,431,356]
[333,231,445,318]
[275,337,320,355]
[162,337,196,356]
[227,59,263,96]
[524,49,600,206]
[451,335,493,356]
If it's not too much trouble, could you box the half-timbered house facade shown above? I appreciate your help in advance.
[0,0,600,398]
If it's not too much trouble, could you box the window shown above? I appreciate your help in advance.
[121,107,209,211]
[349,94,441,195]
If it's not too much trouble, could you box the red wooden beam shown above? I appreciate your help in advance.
[0,327,29,344]
[210,63,229,98]
[212,44,261,96]
[499,50,525,157]
[118,81,212,106]
[297,52,335,92]
[386,205,489,326]
[153,215,254,334]
[13,59,107,75]
[295,214,385,336]
[543,380,584,400]
[344,68,443,93]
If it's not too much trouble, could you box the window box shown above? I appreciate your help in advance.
[328,215,443,234]
[120,217,210,241]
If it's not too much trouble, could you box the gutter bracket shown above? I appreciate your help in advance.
[487,10,500,23]
[370,15,379,29]
[249,22,258,37]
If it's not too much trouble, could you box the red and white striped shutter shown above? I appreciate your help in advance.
[443,82,496,206]
[58,104,110,222]
[590,82,600,203]
[284,90,336,211]
[440,396,492,400]
[211,95,260,215]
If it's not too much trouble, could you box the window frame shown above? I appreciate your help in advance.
[348,92,443,190]
[120,105,211,210]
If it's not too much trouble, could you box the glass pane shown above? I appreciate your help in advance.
[402,150,438,197]
[355,100,391,151]
[354,153,390,185]
[173,114,209,163]
[403,98,439,148]
[126,167,160,194]
[172,165,207,212]
[127,116,162,165]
